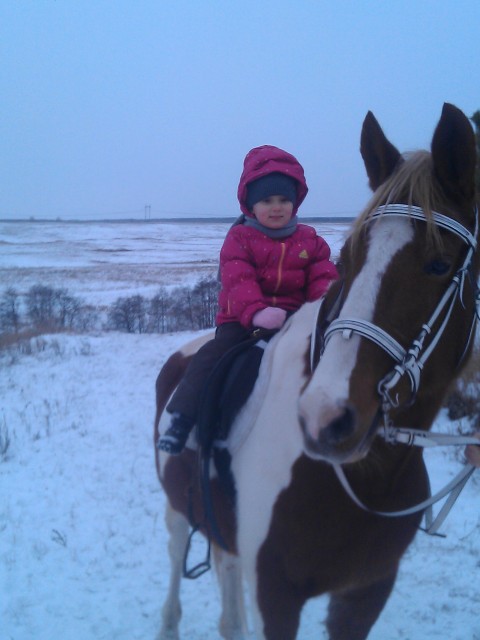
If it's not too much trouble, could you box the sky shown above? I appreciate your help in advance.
[1,0,480,221]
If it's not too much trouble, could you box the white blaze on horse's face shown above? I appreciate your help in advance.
[298,216,414,462]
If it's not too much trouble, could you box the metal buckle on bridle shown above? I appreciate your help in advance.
[377,344,425,411]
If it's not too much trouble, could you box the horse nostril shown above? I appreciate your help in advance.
[324,406,355,444]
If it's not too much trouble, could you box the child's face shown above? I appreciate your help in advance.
[252,195,294,229]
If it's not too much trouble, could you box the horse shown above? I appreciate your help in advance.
[154,103,478,640]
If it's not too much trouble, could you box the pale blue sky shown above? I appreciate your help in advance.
[1,0,479,220]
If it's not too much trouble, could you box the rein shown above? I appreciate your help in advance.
[333,439,478,536]
[313,203,480,534]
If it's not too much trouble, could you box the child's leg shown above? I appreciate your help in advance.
[158,323,249,454]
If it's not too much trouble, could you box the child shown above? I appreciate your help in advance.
[158,145,338,454]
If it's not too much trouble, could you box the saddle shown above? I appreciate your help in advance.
[197,328,276,445]
[195,328,277,500]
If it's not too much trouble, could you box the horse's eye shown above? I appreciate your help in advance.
[424,259,450,275]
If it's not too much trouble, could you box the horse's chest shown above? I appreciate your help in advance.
[257,459,421,594]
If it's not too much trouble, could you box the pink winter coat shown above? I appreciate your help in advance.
[216,145,338,328]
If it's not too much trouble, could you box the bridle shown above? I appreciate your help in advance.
[311,203,480,534]
[323,204,479,412]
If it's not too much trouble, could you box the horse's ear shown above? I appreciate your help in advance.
[360,111,402,191]
[431,103,476,205]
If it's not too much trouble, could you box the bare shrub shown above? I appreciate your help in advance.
[78,339,92,356]
[25,285,57,328]
[165,276,219,332]
[107,295,149,333]
[24,285,86,331]
[191,276,220,329]
[0,287,21,333]
[51,529,68,547]
[148,287,170,333]
[445,346,480,428]
[168,286,195,332]
[0,416,12,462]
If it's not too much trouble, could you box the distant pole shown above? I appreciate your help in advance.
[144,205,151,220]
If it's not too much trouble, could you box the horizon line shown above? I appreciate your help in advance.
[0,215,355,224]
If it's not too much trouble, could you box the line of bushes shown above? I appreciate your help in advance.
[0,276,220,337]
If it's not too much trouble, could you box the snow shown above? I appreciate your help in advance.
[1,220,479,640]
[0,220,347,306]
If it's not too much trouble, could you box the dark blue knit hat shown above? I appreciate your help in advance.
[245,172,298,210]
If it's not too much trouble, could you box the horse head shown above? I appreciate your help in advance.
[298,103,478,464]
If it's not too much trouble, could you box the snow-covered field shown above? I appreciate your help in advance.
[1,219,479,640]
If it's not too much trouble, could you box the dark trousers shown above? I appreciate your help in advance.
[166,322,251,421]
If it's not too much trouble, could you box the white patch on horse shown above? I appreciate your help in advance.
[158,503,190,640]
[230,302,317,638]
[298,217,413,440]
[212,547,249,639]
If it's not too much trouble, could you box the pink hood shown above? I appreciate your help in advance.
[237,145,309,217]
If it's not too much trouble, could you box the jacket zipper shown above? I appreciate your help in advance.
[274,243,286,294]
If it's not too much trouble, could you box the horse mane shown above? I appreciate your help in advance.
[351,150,445,246]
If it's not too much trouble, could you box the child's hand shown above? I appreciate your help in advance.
[253,307,287,329]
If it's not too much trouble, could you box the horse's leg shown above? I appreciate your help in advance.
[254,571,306,640]
[157,503,189,640]
[213,546,248,640]
[326,571,397,640]
[242,543,305,640]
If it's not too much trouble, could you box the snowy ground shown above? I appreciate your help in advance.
[1,220,479,640]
